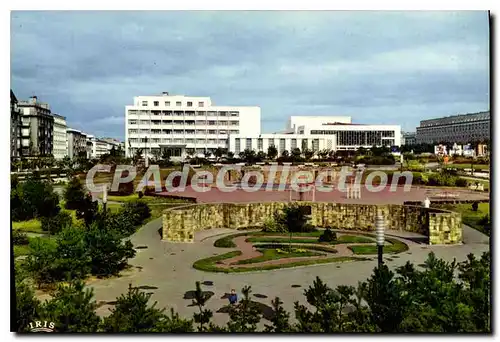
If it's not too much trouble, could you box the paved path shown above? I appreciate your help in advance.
[84,218,489,328]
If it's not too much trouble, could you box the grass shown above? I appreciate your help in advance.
[13,244,31,258]
[12,219,42,233]
[254,243,338,254]
[235,248,324,265]
[348,238,409,255]
[444,164,489,171]
[438,202,490,235]
[193,251,364,273]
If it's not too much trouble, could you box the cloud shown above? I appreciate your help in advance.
[11,11,490,136]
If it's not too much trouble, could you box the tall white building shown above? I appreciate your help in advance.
[125,92,261,160]
[52,114,67,159]
[229,116,401,156]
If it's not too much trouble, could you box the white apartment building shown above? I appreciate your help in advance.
[52,114,67,159]
[66,128,87,159]
[229,116,401,156]
[125,92,261,160]
[88,136,123,159]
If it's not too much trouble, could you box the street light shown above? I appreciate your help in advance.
[375,209,386,267]
[102,184,108,215]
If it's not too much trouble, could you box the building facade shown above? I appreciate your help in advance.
[18,96,54,157]
[52,114,68,159]
[66,128,88,159]
[416,111,490,144]
[125,92,261,160]
[10,90,22,158]
[401,132,417,145]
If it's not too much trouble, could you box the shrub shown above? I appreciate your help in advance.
[11,178,60,221]
[121,201,151,227]
[12,229,29,245]
[41,211,73,234]
[318,228,337,242]
[274,205,314,233]
[455,178,468,187]
[138,191,144,199]
[262,217,287,233]
[63,177,87,210]
[214,235,237,248]
[472,202,479,212]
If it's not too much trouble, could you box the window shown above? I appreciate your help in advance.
[165,101,170,106]
[128,129,138,134]
[257,138,263,151]
[176,101,181,107]
[154,101,159,106]
[198,102,204,107]
[142,101,148,106]
[187,101,193,107]
[128,120,137,125]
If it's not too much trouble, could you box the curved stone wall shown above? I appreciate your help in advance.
[162,202,462,245]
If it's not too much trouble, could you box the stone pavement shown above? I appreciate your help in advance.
[87,217,489,327]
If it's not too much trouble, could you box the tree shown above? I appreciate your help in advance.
[40,211,73,234]
[227,285,262,332]
[239,149,256,164]
[191,281,213,331]
[318,149,330,160]
[267,145,278,160]
[213,147,227,161]
[63,177,87,210]
[274,204,313,233]
[256,151,267,162]
[102,284,178,332]
[75,193,99,227]
[40,280,100,333]
[24,237,59,288]
[264,297,292,332]
[53,225,92,281]
[15,280,41,332]
[11,177,60,221]
[291,148,302,161]
[84,223,136,277]
[281,150,289,159]
[133,148,143,165]
[303,148,314,161]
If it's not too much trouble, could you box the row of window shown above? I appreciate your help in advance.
[129,110,240,117]
[142,100,204,108]
[128,120,239,126]
[128,129,238,135]
[129,138,227,144]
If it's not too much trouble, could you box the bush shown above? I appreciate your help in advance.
[472,202,479,212]
[274,205,314,233]
[97,211,136,237]
[64,177,87,210]
[214,235,237,248]
[41,211,73,234]
[261,217,287,233]
[455,178,468,187]
[121,201,151,227]
[318,228,337,242]
[11,178,60,221]
[12,229,29,245]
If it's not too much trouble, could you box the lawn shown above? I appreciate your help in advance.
[235,248,325,265]
[246,234,374,245]
[439,202,490,235]
[348,238,409,255]
[13,244,31,258]
[12,219,42,233]
[445,164,489,171]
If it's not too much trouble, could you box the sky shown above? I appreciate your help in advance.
[11,11,490,140]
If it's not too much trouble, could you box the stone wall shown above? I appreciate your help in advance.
[162,202,462,245]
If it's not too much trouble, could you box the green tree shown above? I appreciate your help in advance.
[63,177,86,210]
[84,223,136,277]
[40,280,100,333]
[40,211,73,235]
[264,297,292,332]
[24,237,58,288]
[303,148,314,161]
[102,284,177,332]
[227,285,262,332]
[291,148,302,161]
[267,145,278,160]
[11,177,60,221]
[274,204,313,233]
[15,280,41,332]
[191,281,213,331]
[213,147,227,161]
[53,225,92,281]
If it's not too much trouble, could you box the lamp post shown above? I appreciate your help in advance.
[375,209,386,267]
[102,184,108,214]
[144,136,149,168]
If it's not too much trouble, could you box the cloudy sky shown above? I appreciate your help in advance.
[11,11,489,140]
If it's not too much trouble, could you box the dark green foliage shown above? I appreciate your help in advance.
[53,225,92,281]
[40,280,100,333]
[102,284,189,332]
[267,145,278,160]
[25,237,59,287]
[213,235,236,248]
[191,281,213,331]
[264,297,292,332]
[75,193,99,227]
[97,210,136,237]
[121,200,151,226]
[472,202,479,212]
[63,177,86,210]
[274,205,314,233]
[318,228,337,242]
[227,286,262,332]
[84,223,136,277]
[12,229,29,245]
[40,211,72,234]
[138,191,144,199]
[15,280,41,332]
[11,178,60,221]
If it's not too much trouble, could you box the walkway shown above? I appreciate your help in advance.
[85,217,489,327]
